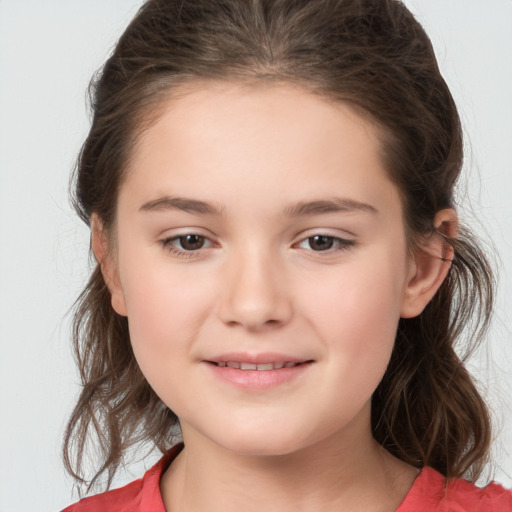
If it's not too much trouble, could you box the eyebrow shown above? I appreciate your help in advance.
[283,198,378,217]
[139,195,378,217]
[139,196,225,216]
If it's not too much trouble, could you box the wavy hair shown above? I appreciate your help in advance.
[64,0,494,492]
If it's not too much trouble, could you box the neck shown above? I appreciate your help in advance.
[161,411,418,512]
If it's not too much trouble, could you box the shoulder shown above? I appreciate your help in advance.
[398,466,512,512]
[60,477,146,512]
[443,473,512,512]
[61,445,183,512]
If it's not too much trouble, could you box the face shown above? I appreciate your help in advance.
[98,83,436,457]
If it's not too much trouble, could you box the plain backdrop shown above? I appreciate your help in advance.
[0,1,511,510]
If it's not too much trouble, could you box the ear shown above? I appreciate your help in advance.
[400,209,458,319]
[91,214,128,317]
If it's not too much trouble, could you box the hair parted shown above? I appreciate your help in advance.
[64,0,494,493]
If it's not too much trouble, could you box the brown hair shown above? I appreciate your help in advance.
[64,0,494,492]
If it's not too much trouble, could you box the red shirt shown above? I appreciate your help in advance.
[62,445,512,512]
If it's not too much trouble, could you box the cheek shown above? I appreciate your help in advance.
[117,255,213,368]
[301,254,407,367]
[120,270,213,410]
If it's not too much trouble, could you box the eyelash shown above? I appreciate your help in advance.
[161,234,214,259]
[160,233,355,259]
[295,235,355,253]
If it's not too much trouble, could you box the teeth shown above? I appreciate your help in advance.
[216,361,299,370]
[240,362,258,370]
[256,363,274,371]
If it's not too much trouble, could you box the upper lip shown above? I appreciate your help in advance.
[204,352,312,366]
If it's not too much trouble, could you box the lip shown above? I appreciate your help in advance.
[203,352,314,391]
[206,352,309,365]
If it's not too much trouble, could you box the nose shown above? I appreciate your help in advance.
[218,245,293,331]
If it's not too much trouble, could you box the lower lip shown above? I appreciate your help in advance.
[205,362,313,391]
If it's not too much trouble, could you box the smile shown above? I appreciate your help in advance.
[206,358,313,391]
[212,361,302,371]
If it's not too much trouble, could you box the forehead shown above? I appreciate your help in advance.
[137,80,382,147]
[122,82,400,217]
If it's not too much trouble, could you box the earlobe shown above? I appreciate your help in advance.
[91,214,128,317]
[400,209,457,319]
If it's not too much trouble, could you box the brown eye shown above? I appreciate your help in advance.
[296,234,355,253]
[161,233,214,258]
[307,235,335,251]
[178,234,206,251]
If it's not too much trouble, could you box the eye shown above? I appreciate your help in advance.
[174,234,207,251]
[161,233,214,258]
[305,235,335,251]
[296,235,354,252]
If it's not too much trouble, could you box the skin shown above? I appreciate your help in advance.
[93,82,455,512]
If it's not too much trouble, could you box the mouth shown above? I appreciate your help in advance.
[204,355,313,390]
[208,361,307,371]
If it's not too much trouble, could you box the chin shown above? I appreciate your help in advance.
[206,422,322,459]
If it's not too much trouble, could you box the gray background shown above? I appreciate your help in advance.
[0,1,510,510]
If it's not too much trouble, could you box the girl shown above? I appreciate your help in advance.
[62,0,512,510]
